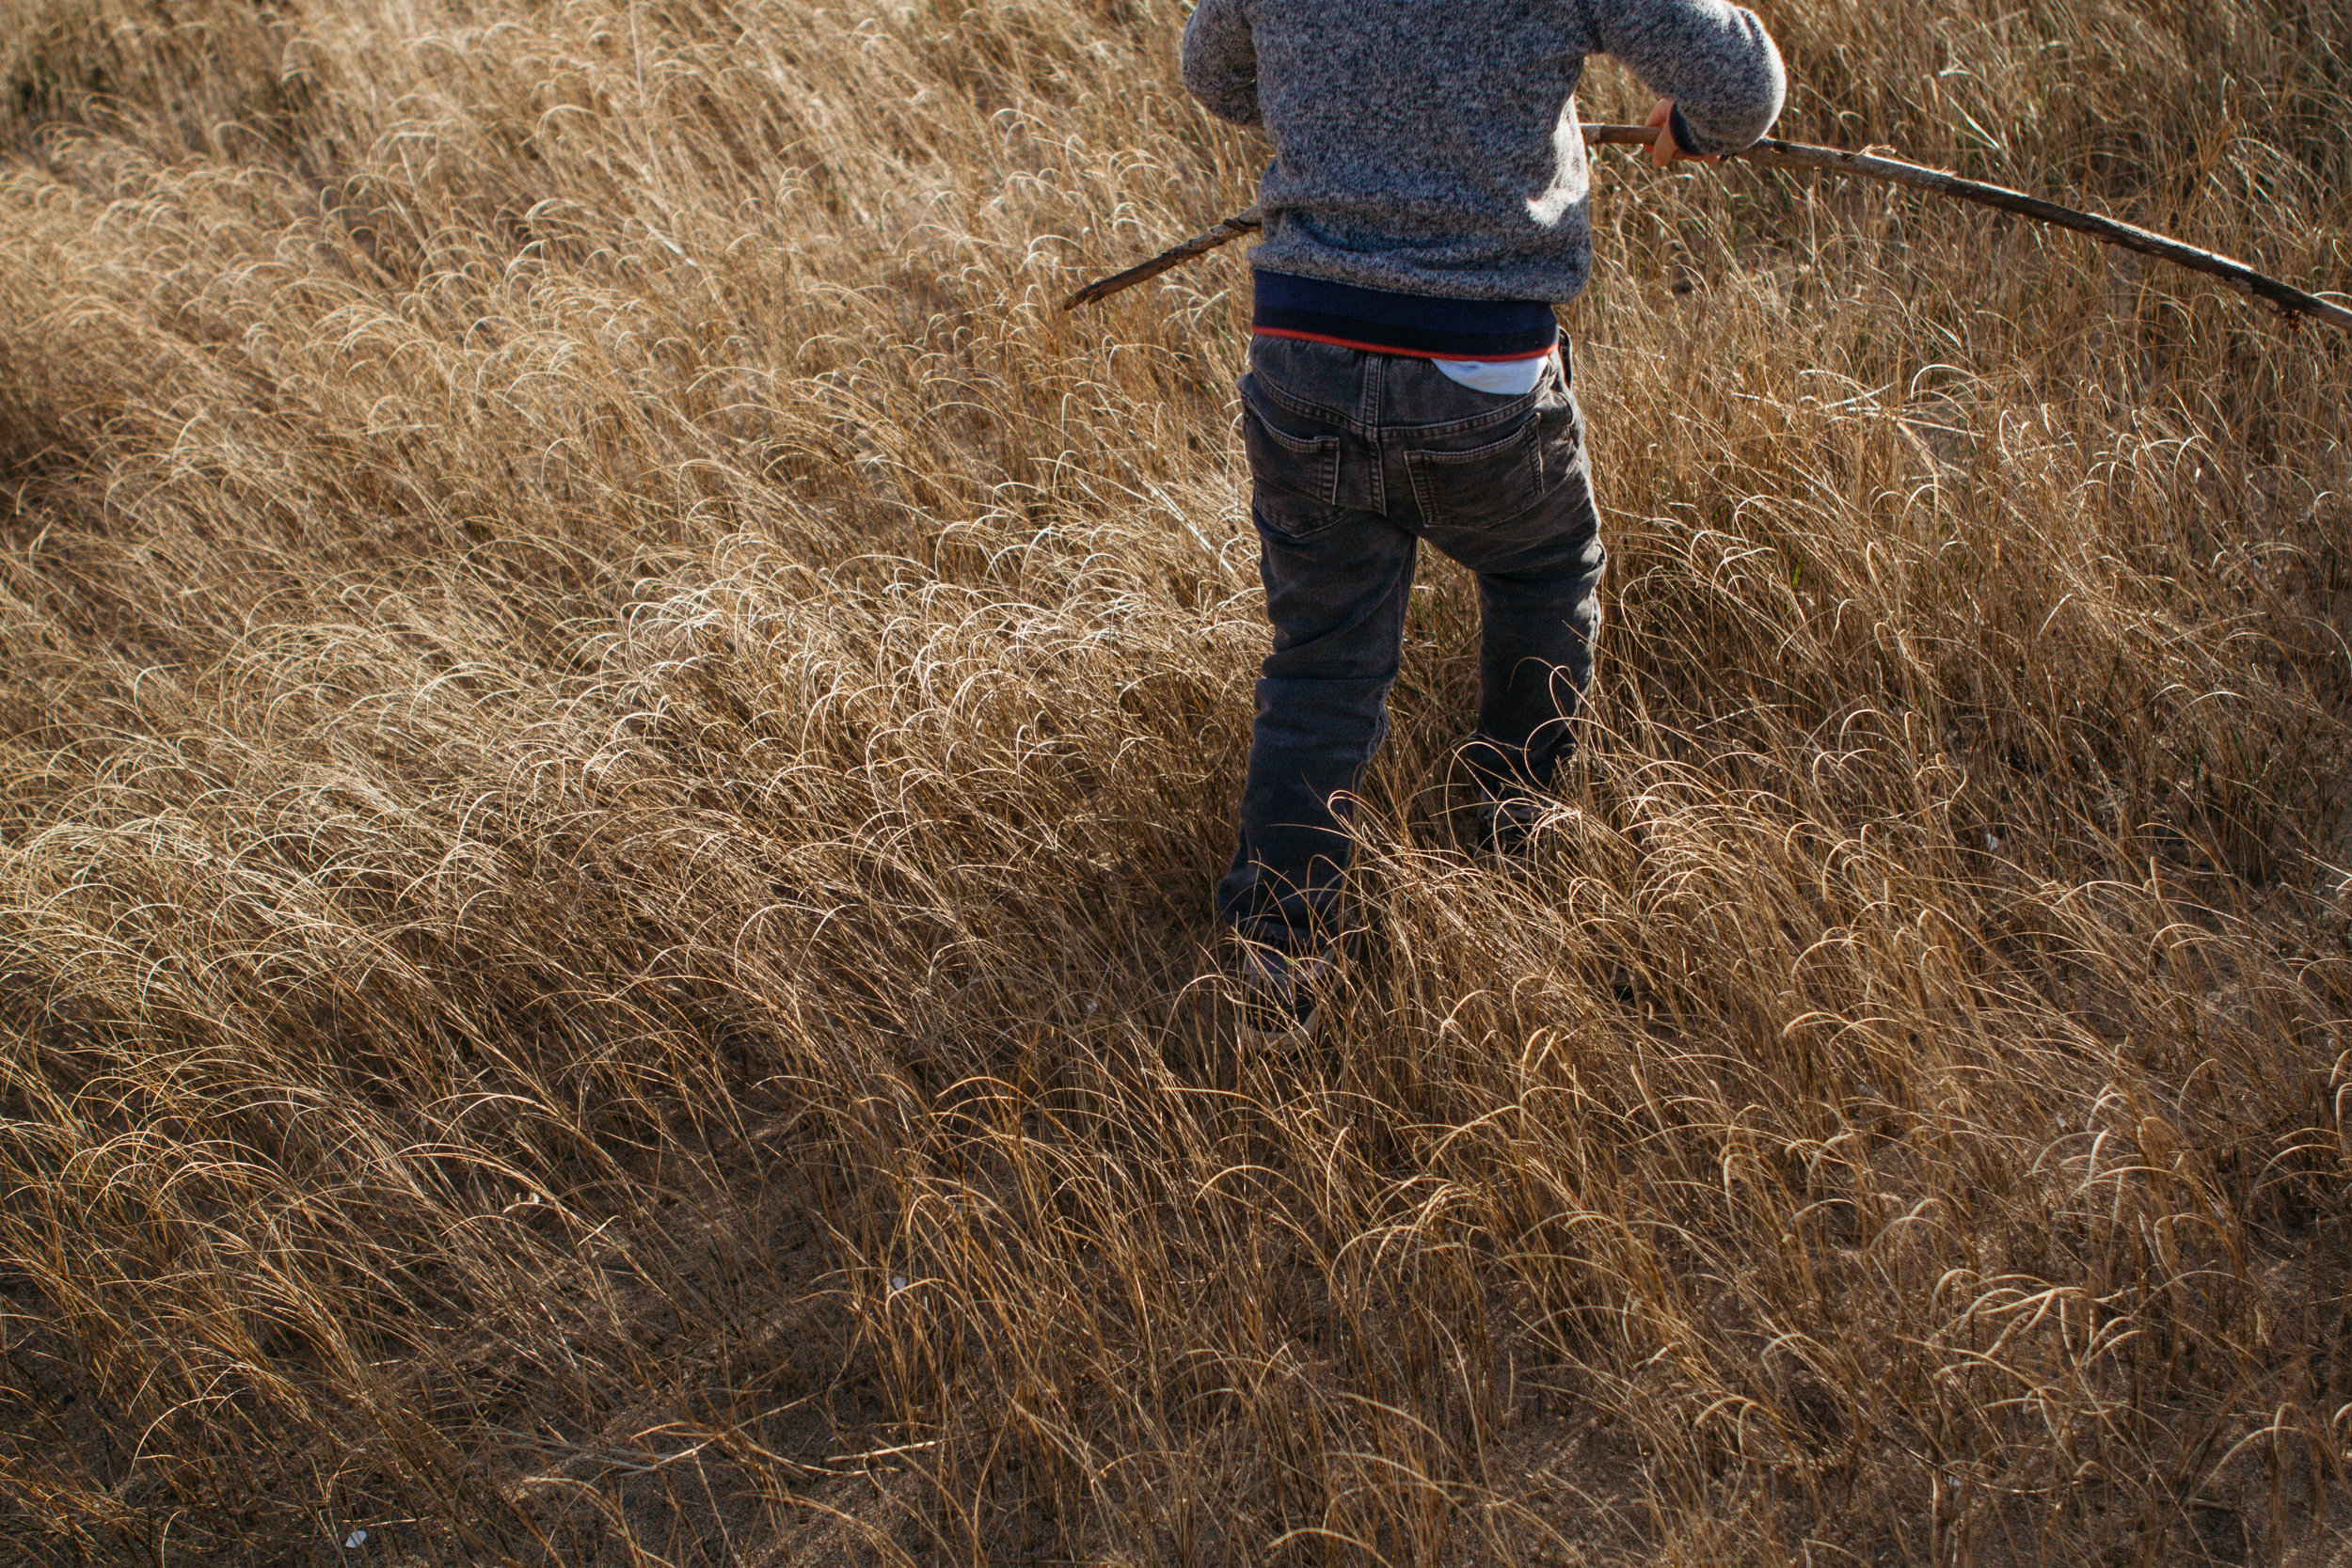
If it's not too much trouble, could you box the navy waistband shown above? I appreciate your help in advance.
[1250,271,1559,360]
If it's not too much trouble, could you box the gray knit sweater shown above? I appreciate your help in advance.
[1181,0,1786,302]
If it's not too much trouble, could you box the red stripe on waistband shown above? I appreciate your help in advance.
[1250,326,1557,362]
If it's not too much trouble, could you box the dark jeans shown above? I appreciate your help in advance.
[1216,333,1606,950]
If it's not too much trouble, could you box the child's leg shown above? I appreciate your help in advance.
[1400,356,1605,794]
[1466,495,1604,794]
[1216,504,1419,949]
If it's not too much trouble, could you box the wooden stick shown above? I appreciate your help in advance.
[1060,122,2352,334]
[1061,209,1266,310]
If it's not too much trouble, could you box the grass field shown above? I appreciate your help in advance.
[2,0,2350,1561]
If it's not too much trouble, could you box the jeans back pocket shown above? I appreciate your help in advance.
[1242,402,1343,509]
[1404,412,1547,531]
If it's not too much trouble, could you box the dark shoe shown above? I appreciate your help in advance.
[1473,791,1544,860]
[1232,938,1336,1043]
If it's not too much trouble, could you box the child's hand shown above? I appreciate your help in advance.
[1646,99,1723,166]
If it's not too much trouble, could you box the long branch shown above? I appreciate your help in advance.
[1060,122,2352,334]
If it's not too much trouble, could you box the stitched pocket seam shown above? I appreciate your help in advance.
[1243,404,1343,512]
[1405,418,1542,530]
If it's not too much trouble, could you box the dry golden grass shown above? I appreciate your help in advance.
[1,0,2350,1561]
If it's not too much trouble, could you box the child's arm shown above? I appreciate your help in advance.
[1584,0,1786,156]
[1181,0,1263,128]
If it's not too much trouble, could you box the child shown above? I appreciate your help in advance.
[1182,0,1786,1034]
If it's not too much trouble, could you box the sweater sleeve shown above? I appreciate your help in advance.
[1583,0,1785,155]
[1181,0,1263,128]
